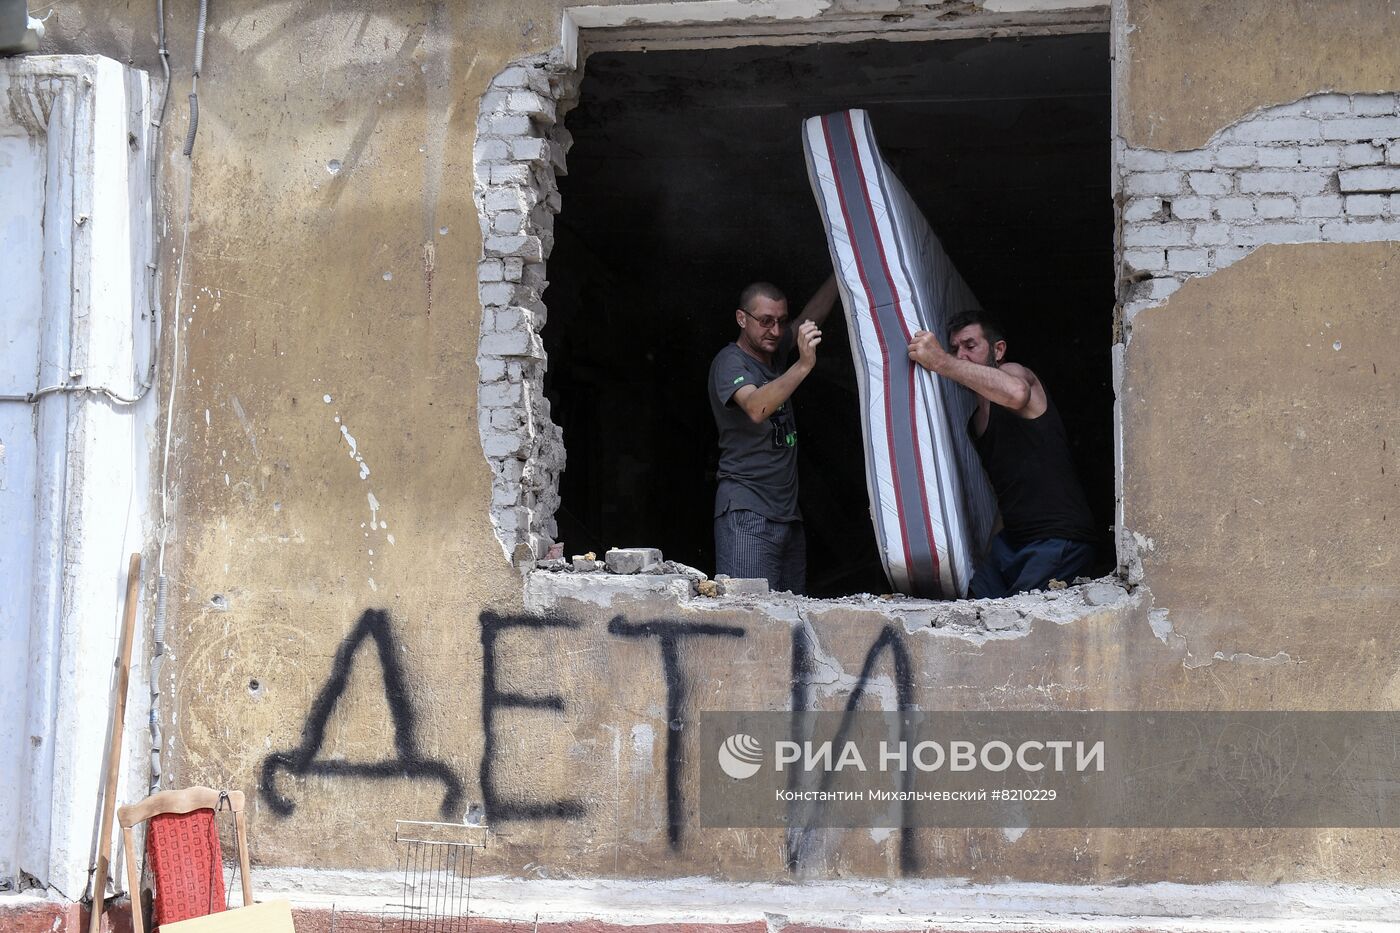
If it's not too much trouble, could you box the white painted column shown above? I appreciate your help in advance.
[0,55,155,899]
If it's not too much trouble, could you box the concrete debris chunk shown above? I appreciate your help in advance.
[938,606,980,629]
[982,607,1022,631]
[571,556,598,572]
[1047,578,1068,590]
[1083,582,1126,606]
[716,576,770,597]
[605,547,662,574]
[538,558,567,571]
[696,579,720,598]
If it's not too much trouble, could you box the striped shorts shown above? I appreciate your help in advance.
[714,509,806,595]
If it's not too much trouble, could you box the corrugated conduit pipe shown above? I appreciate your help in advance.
[182,0,208,157]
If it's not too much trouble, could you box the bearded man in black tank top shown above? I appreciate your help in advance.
[908,310,1098,598]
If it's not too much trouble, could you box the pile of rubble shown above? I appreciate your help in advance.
[536,547,769,597]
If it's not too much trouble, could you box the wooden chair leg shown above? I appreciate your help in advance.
[234,810,254,908]
[121,826,144,933]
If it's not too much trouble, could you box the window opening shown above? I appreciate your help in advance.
[535,33,1115,597]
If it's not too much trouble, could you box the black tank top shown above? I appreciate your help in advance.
[971,391,1097,547]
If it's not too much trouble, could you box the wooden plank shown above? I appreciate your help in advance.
[161,900,295,933]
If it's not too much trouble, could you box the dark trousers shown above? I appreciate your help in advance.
[714,509,806,595]
[969,532,1094,599]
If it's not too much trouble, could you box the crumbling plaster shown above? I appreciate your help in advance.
[1117,92,1400,322]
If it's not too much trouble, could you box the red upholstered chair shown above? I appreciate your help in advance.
[118,788,254,932]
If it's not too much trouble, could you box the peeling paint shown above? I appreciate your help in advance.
[1148,608,1173,645]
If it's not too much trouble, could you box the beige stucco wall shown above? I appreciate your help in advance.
[1123,243,1400,705]
[1121,0,1400,149]
[35,0,1400,884]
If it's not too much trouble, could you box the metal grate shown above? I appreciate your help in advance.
[393,821,488,932]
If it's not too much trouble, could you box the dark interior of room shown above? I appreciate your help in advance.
[543,33,1114,597]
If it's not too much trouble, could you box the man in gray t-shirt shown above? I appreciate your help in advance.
[709,277,838,594]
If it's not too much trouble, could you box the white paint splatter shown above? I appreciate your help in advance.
[387,533,396,546]
[368,578,378,591]
[323,394,333,403]
[338,422,371,479]
[204,409,210,425]
[368,491,380,528]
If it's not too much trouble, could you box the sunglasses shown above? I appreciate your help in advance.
[740,308,791,331]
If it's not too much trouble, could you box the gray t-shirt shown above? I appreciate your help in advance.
[709,341,801,522]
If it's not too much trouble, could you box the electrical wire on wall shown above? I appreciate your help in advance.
[147,0,173,798]
[151,0,210,795]
[182,0,207,156]
[0,26,171,407]
[0,0,207,805]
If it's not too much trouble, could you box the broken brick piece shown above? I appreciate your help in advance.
[605,547,662,574]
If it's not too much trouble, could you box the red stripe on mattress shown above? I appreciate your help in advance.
[820,114,914,583]
[841,112,943,593]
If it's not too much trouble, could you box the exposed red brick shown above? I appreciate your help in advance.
[0,898,133,933]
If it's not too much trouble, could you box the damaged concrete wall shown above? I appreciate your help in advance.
[24,0,1400,889]
[1119,94,1400,311]
[1113,0,1400,885]
[1117,0,1400,697]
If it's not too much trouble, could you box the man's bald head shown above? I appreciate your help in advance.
[738,281,787,313]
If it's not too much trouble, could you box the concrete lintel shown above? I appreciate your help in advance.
[565,0,1108,62]
[562,0,832,68]
[985,0,1106,12]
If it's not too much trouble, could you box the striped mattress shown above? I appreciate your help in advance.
[802,109,997,599]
